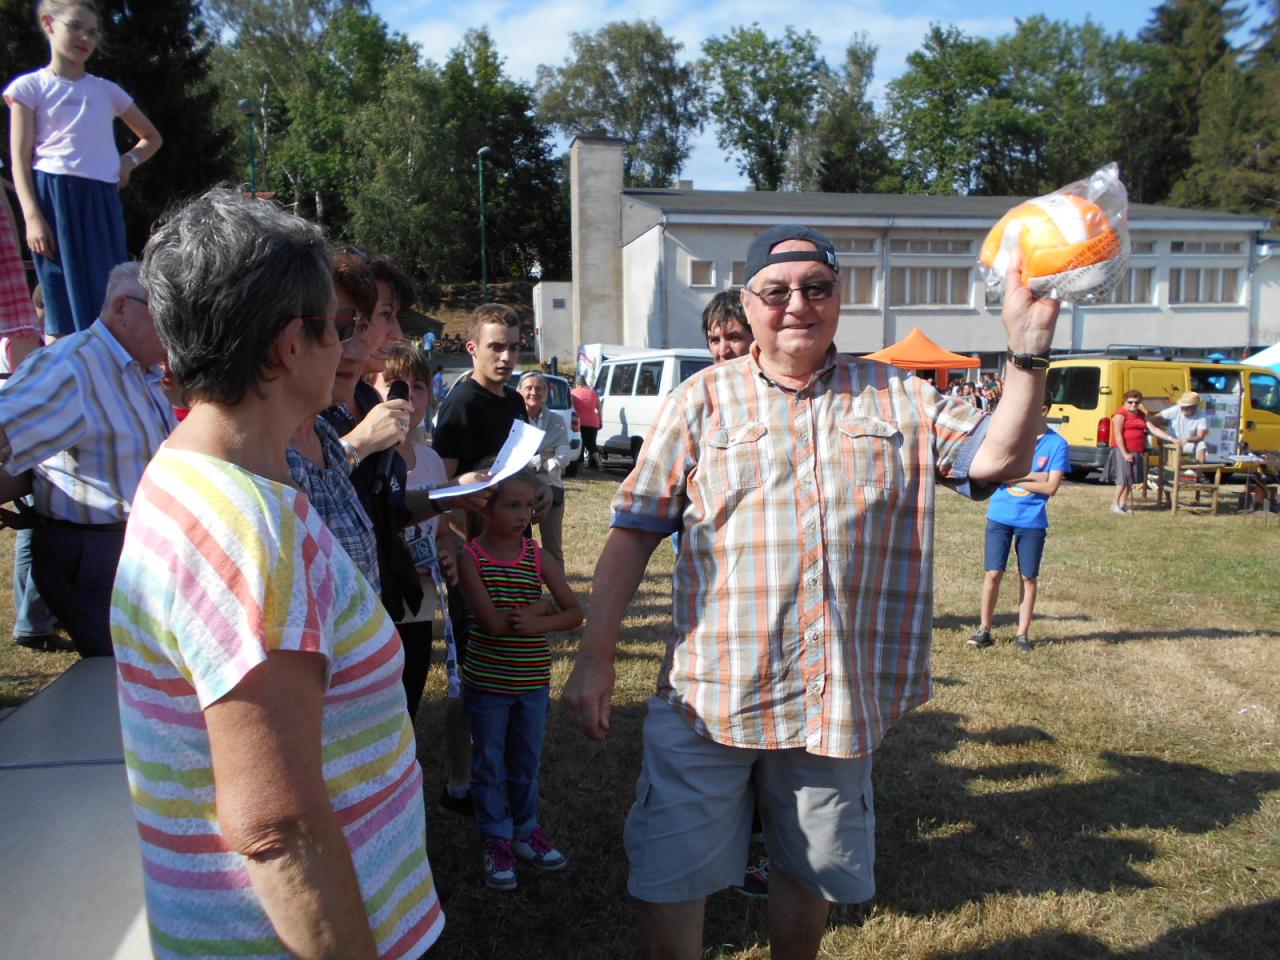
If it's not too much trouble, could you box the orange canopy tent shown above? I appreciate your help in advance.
[863,327,980,370]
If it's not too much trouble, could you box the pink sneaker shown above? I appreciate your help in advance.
[512,825,567,871]
[482,837,517,890]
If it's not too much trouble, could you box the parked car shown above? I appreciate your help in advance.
[1046,351,1280,478]
[436,370,583,475]
[593,348,713,462]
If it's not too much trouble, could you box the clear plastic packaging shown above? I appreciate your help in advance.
[979,163,1130,303]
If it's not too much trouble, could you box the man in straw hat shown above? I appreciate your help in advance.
[1154,391,1209,464]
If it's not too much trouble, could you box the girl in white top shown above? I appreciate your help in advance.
[4,1,162,336]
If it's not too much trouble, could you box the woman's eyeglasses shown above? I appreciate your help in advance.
[296,309,366,343]
[54,18,101,41]
[744,280,837,308]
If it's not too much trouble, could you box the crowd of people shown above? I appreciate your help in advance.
[1,5,1069,959]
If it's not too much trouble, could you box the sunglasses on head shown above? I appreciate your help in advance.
[336,245,371,264]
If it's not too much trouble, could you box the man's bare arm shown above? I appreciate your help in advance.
[561,526,663,740]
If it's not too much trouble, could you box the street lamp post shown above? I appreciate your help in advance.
[477,145,491,301]
[237,98,257,197]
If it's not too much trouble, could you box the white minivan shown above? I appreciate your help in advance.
[594,348,713,462]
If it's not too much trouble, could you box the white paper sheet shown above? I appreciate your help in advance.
[428,419,546,499]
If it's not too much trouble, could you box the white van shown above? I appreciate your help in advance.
[594,348,713,461]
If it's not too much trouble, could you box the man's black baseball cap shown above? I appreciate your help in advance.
[744,225,839,284]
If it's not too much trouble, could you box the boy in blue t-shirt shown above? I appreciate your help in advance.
[969,395,1070,652]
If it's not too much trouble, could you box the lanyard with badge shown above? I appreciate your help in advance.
[409,522,461,699]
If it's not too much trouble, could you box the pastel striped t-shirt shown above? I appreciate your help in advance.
[112,447,443,959]
[461,538,551,693]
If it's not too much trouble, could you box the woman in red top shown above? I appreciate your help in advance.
[1106,389,1174,514]
[570,376,602,470]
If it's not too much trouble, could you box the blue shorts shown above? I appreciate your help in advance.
[984,520,1047,579]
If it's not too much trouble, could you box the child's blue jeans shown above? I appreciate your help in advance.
[464,684,550,840]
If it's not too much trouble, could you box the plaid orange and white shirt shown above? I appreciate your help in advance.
[612,345,989,759]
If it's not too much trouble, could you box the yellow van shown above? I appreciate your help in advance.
[1045,352,1280,478]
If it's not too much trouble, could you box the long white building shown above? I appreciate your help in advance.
[533,137,1279,370]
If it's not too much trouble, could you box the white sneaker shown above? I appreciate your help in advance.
[512,826,568,871]
[1111,504,1130,515]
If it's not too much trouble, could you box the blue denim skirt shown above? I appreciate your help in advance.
[33,170,127,335]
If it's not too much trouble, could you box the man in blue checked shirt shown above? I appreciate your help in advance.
[0,262,174,657]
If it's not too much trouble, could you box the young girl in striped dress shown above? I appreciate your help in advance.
[457,465,582,890]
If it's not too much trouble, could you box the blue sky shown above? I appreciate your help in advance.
[369,2,1245,188]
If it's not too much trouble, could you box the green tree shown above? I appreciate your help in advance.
[887,19,1149,198]
[1135,0,1246,202]
[702,25,826,191]
[535,20,704,187]
[792,35,898,193]
[347,29,568,289]
[207,1,405,227]
[0,0,231,252]
[885,24,1002,194]
[1168,0,1280,214]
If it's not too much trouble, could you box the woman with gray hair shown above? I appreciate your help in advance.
[111,188,443,959]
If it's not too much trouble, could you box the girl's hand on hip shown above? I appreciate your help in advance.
[116,157,132,190]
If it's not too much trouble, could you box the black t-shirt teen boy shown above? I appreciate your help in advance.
[432,376,527,475]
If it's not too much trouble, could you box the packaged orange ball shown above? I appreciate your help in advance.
[979,163,1130,302]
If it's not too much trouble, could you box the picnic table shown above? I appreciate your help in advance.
[0,658,150,958]
[1152,443,1268,515]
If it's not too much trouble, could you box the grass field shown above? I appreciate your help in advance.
[1,472,1276,959]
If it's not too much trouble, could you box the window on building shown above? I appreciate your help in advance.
[551,297,566,309]
[889,267,971,306]
[731,260,746,285]
[635,361,663,397]
[690,260,714,286]
[1169,267,1239,303]
[832,236,876,253]
[1131,240,1155,254]
[1170,240,1242,254]
[1103,268,1155,304]
[889,238,973,255]
[608,363,637,396]
[843,266,875,305]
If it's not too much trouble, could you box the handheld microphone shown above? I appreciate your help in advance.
[369,379,410,495]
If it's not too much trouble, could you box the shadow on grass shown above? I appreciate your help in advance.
[932,613,1092,632]
[403,673,1277,958]
[1042,626,1280,647]
[873,710,1280,917]
[924,898,1280,959]
[410,697,779,960]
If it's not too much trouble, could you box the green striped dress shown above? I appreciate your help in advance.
[462,538,551,692]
